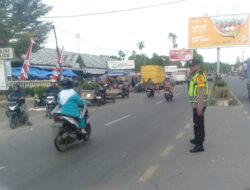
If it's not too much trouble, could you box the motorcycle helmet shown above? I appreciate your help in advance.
[61,77,73,89]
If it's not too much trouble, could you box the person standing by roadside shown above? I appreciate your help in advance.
[187,59,208,153]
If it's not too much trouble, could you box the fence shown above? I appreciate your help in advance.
[9,80,51,88]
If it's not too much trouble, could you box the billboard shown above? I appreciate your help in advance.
[169,49,193,62]
[108,60,135,70]
[189,14,249,49]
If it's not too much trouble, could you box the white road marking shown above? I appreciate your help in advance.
[243,111,248,115]
[161,145,174,156]
[247,116,250,120]
[0,167,5,170]
[184,123,192,129]
[104,114,131,126]
[29,108,46,112]
[176,132,185,139]
[155,100,163,105]
[139,165,159,182]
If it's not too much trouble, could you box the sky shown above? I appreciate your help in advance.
[41,0,250,64]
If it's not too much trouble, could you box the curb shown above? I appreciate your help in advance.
[229,89,242,106]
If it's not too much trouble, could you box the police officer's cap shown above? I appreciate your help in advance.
[187,59,201,67]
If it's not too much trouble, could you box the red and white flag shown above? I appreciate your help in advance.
[19,39,35,80]
[51,46,64,81]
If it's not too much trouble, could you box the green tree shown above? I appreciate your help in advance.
[168,32,178,49]
[150,53,165,66]
[0,0,53,57]
[118,50,126,60]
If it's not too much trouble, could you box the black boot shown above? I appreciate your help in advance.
[190,138,197,145]
[190,145,204,153]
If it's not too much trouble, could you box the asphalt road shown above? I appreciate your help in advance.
[0,84,194,190]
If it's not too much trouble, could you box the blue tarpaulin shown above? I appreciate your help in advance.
[107,70,129,77]
[62,70,77,77]
[11,67,77,79]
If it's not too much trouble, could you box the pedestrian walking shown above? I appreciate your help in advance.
[187,59,208,153]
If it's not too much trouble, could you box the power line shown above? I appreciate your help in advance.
[54,26,118,55]
[43,0,186,19]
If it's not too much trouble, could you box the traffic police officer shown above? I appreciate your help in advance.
[187,59,208,153]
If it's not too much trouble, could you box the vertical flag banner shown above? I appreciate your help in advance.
[19,39,35,80]
[52,46,64,81]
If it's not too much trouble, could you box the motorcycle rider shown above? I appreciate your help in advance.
[145,78,155,95]
[164,77,174,95]
[57,78,87,134]
[45,79,60,117]
[8,84,31,125]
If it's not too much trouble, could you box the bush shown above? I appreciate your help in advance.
[80,82,101,90]
[33,86,47,98]
[213,86,229,98]
[24,87,35,97]
[215,79,227,87]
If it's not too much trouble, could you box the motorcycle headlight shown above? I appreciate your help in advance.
[9,105,16,111]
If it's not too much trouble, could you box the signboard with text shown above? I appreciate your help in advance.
[0,48,14,59]
[108,60,135,70]
[188,14,249,49]
[169,49,193,62]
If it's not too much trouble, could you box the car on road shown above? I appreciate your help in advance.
[207,73,214,81]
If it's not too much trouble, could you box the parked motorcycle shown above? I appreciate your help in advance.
[46,92,57,119]
[34,94,46,107]
[164,87,173,102]
[53,103,91,152]
[146,87,155,98]
[5,97,29,129]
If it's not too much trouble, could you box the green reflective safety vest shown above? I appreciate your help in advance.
[188,71,208,102]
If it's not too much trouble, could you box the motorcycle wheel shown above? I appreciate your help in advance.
[83,123,91,141]
[54,133,69,152]
[9,115,17,129]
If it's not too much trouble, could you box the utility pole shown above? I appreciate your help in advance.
[53,26,60,57]
[76,34,80,53]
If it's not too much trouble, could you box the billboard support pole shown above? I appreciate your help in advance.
[216,47,220,76]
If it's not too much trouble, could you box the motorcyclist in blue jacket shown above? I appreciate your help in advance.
[57,78,86,134]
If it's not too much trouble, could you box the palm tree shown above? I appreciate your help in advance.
[168,33,178,49]
[137,41,145,53]
[137,41,145,64]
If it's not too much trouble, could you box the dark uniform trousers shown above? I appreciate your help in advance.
[193,107,206,145]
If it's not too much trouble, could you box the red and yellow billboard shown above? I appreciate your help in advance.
[188,14,249,49]
[169,49,193,62]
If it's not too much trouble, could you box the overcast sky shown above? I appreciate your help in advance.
[41,0,250,64]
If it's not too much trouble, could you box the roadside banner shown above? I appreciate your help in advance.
[108,60,135,70]
[169,49,193,62]
[189,14,249,49]
[19,39,35,80]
